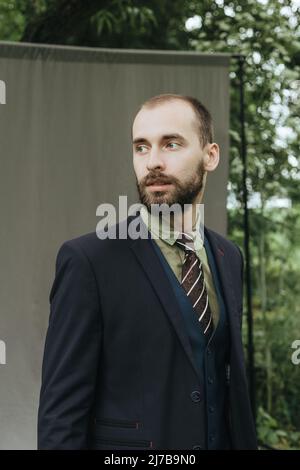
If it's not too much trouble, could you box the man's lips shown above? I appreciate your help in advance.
[146,181,173,190]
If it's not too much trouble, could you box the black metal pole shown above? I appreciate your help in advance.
[232,54,256,421]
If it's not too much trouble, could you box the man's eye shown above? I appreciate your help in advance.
[135,145,147,153]
[166,142,180,149]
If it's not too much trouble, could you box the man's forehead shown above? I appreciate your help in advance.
[132,100,197,137]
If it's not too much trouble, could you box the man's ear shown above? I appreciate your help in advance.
[203,143,220,172]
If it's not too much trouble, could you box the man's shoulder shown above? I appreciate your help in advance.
[57,215,140,260]
[204,226,242,259]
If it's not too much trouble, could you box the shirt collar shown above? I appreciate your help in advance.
[140,205,204,250]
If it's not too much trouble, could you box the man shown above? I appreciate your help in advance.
[37,93,257,450]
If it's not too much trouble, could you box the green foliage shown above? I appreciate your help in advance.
[231,203,300,449]
[257,407,300,449]
[0,0,46,41]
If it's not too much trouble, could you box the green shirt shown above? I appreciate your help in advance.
[140,206,219,328]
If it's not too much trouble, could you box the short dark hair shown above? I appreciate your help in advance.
[137,93,214,148]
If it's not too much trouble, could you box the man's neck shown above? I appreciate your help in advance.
[159,202,201,234]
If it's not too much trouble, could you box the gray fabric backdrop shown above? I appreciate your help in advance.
[0,41,230,449]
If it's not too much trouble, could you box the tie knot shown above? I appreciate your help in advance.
[175,232,195,253]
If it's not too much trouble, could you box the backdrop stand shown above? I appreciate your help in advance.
[231,53,256,422]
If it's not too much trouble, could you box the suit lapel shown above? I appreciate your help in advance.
[204,227,241,334]
[129,217,202,383]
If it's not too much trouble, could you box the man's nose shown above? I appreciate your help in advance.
[146,148,166,171]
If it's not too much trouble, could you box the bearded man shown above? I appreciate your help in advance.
[37,93,257,450]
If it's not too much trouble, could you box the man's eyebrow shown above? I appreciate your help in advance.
[132,133,187,145]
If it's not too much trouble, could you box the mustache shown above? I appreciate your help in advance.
[142,173,176,186]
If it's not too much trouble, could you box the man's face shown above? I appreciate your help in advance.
[132,100,208,211]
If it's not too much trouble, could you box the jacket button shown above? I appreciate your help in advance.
[208,376,213,384]
[190,390,202,402]
[209,406,215,413]
[192,445,203,450]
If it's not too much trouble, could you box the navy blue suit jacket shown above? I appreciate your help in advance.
[37,215,257,449]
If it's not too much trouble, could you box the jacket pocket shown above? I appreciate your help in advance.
[95,417,141,429]
[93,436,152,449]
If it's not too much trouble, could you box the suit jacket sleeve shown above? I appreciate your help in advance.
[37,240,102,449]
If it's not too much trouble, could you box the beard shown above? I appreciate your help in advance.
[136,160,205,212]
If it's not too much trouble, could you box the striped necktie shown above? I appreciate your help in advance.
[176,232,214,338]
